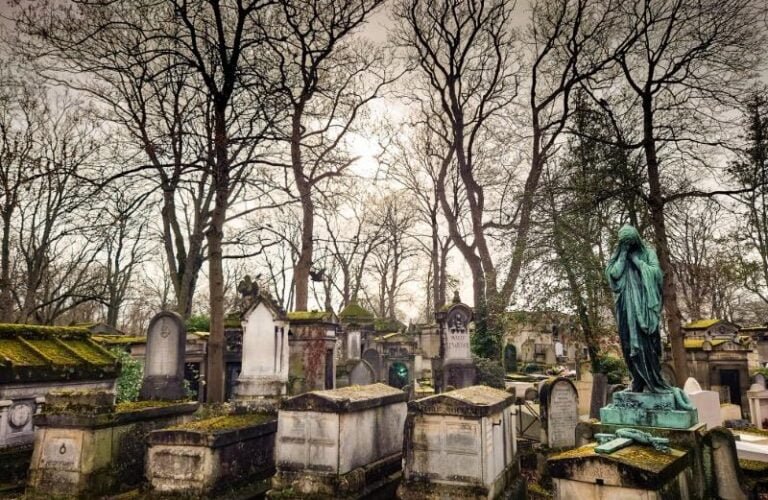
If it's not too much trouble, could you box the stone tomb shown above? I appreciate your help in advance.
[139,311,187,400]
[287,311,338,394]
[26,390,197,498]
[436,297,476,390]
[270,383,407,499]
[146,413,277,496]
[234,294,289,400]
[541,377,579,448]
[548,441,693,499]
[684,377,722,431]
[398,385,524,500]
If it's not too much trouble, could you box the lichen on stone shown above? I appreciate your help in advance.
[116,400,183,413]
[170,413,274,432]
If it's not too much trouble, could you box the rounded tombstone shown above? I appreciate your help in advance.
[139,310,187,401]
[524,387,538,401]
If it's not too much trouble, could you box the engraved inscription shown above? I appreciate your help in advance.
[548,381,578,448]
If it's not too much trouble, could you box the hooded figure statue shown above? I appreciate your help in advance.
[605,225,694,409]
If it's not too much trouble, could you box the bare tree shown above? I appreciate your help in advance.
[593,0,766,385]
[266,0,397,311]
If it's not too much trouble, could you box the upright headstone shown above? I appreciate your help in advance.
[140,311,186,400]
[362,348,382,381]
[437,293,476,390]
[542,377,579,448]
[234,293,289,401]
[748,375,768,429]
[349,359,375,386]
[684,377,722,431]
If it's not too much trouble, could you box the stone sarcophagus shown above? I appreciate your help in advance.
[398,385,524,500]
[269,383,407,499]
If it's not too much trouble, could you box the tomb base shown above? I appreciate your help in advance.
[139,375,186,401]
[147,413,277,496]
[600,391,698,429]
[26,400,197,499]
[548,442,693,500]
[442,359,476,390]
[233,375,286,400]
[398,460,525,500]
[269,450,401,499]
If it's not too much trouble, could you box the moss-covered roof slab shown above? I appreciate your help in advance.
[0,324,118,384]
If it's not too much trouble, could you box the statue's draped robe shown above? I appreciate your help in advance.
[606,243,671,392]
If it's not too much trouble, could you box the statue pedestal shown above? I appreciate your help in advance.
[600,391,698,429]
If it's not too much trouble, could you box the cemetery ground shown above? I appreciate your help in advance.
[7,301,768,498]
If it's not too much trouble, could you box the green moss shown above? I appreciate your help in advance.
[115,400,183,413]
[287,310,333,322]
[66,340,115,365]
[0,323,91,339]
[92,335,147,345]
[0,339,46,366]
[374,318,406,333]
[26,339,82,364]
[170,413,274,432]
[740,459,768,473]
[339,301,374,321]
[684,319,721,329]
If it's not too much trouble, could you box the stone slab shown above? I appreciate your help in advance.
[600,405,698,429]
[595,437,633,454]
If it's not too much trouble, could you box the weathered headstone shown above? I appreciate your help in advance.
[438,296,476,390]
[748,375,768,429]
[234,295,289,401]
[704,427,749,500]
[140,311,186,401]
[362,348,382,381]
[684,377,722,431]
[348,359,375,386]
[542,377,579,449]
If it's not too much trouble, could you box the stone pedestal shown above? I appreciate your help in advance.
[398,385,524,500]
[600,391,698,429]
[748,384,768,429]
[26,390,197,499]
[442,359,476,390]
[147,413,277,496]
[270,383,407,499]
[548,442,693,499]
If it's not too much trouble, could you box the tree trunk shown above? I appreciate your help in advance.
[0,208,14,322]
[642,95,688,387]
[292,103,313,312]
[205,106,229,403]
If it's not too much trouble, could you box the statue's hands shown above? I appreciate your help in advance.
[629,252,643,267]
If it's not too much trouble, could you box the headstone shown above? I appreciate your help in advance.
[140,311,186,401]
[542,378,579,449]
[347,330,361,360]
[704,427,749,500]
[234,296,289,400]
[362,348,382,381]
[504,344,517,372]
[589,373,608,419]
[524,387,538,401]
[684,377,722,431]
[748,377,768,429]
[721,403,742,422]
[349,360,375,386]
[439,299,476,390]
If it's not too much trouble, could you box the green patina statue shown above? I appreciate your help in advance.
[605,225,694,411]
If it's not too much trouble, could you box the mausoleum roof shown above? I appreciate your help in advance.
[408,385,514,417]
[287,310,337,323]
[281,383,407,413]
[0,324,119,384]
[338,301,374,323]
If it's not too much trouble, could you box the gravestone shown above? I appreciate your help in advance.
[362,348,382,381]
[504,344,517,372]
[542,377,579,448]
[439,297,476,390]
[234,294,289,401]
[347,330,361,360]
[748,375,768,429]
[684,377,722,431]
[140,311,186,401]
[704,427,749,500]
[349,359,375,385]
